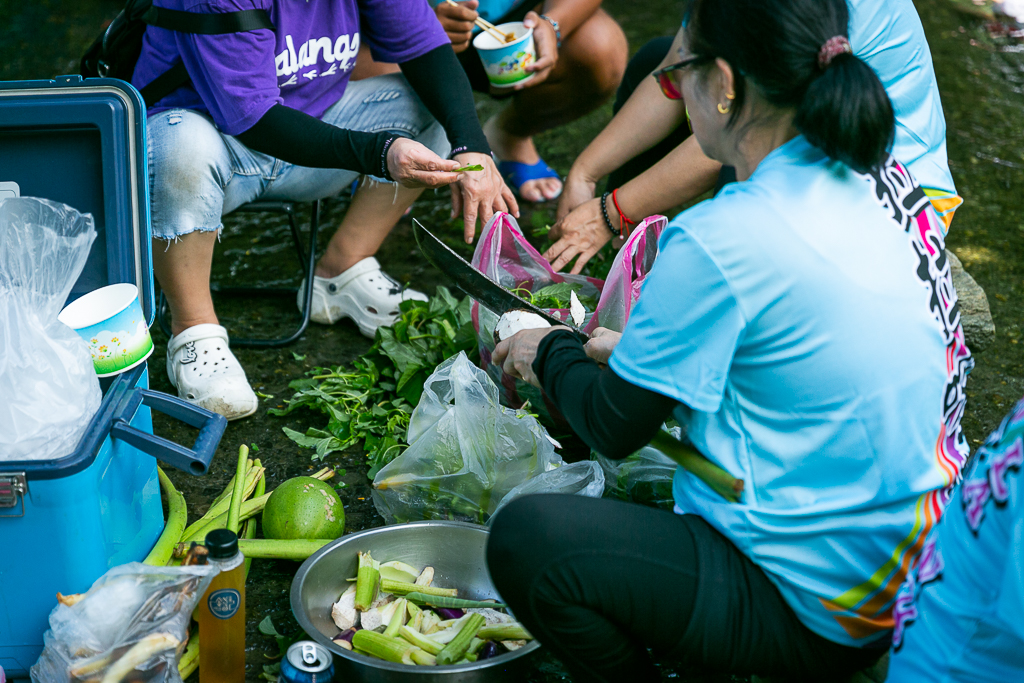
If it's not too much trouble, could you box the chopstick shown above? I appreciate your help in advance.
[444,0,513,43]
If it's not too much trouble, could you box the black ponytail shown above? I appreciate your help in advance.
[795,52,894,173]
[685,0,895,173]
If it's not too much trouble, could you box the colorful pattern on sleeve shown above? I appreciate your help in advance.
[887,397,1024,682]
[816,158,973,641]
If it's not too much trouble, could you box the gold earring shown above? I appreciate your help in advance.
[726,92,735,100]
[718,103,730,114]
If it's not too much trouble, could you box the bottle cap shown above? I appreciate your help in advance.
[205,528,239,560]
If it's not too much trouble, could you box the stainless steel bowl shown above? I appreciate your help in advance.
[291,521,540,682]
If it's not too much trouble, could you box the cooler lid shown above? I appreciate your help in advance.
[0,75,153,322]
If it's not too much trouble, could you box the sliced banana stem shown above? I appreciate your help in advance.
[436,613,486,666]
[410,649,437,666]
[399,625,444,655]
[352,630,416,665]
[355,551,380,611]
[477,622,532,641]
[414,566,434,586]
[383,598,408,638]
[100,633,179,683]
[177,635,199,680]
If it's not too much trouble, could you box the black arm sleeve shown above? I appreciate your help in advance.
[234,104,399,180]
[532,330,678,460]
[399,44,492,157]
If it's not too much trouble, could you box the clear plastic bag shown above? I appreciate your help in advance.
[0,197,101,461]
[372,352,602,524]
[490,460,605,519]
[30,562,217,683]
[471,213,666,423]
[593,426,682,511]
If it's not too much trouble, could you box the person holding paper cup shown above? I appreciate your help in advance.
[132,0,517,420]
[353,0,628,204]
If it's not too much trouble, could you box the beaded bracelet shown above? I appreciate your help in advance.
[539,14,562,47]
[599,192,616,237]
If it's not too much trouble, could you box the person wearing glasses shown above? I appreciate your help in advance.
[543,0,961,274]
[484,0,973,679]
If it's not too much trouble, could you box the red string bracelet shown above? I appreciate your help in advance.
[611,188,636,238]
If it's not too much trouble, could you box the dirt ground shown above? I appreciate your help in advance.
[5,0,1024,680]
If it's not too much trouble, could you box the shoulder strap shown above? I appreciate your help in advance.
[142,6,274,34]
[139,61,189,105]
[138,6,274,105]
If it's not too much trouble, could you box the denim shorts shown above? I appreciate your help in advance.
[147,73,451,241]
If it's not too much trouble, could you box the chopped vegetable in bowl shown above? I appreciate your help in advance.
[330,552,533,666]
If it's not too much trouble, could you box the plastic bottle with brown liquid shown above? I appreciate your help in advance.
[198,529,246,683]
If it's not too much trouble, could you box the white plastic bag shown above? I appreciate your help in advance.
[372,353,603,524]
[0,197,101,461]
[30,563,217,683]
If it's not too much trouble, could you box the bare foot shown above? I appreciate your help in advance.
[483,116,562,203]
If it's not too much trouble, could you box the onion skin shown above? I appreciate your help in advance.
[435,607,465,620]
[478,641,500,660]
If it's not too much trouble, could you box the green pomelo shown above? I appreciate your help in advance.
[262,476,345,540]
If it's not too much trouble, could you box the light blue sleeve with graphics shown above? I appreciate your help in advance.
[609,222,745,413]
[887,399,1024,682]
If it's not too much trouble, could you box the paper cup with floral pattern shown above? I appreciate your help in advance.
[473,21,537,88]
[58,283,154,377]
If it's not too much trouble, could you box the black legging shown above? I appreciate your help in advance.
[487,495,885,682]
[605,36,737,194]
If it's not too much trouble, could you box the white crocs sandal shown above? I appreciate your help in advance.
[298,257,428,338]
[166,323,258,421]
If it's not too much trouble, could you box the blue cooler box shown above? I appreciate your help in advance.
[0,76,227,679]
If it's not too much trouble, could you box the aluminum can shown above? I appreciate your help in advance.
[279,641,334,683]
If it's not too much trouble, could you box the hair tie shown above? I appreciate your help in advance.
[817,36,852,69]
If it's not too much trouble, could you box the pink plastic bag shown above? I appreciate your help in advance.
[584,214,667,334]
[471,212,666,422]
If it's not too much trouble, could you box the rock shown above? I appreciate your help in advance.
[948,251,996,351]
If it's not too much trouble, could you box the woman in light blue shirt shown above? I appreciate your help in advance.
[545,0,963,274]
[486,0,971,679]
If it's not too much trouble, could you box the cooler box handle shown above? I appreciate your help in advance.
[110,389,226,475]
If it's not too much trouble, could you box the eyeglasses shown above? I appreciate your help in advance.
[652,55,707,100]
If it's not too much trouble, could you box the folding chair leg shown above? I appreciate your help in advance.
[230,199,320,348]
[155,200,321,349]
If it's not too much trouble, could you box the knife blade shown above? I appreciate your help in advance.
[412,219,588,341]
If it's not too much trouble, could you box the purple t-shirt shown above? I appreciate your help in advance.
[132,0,449,135]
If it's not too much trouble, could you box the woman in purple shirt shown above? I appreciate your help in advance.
[133,0,516,420]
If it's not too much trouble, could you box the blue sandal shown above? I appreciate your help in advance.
[498,159,563,203]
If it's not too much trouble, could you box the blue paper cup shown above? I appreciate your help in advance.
[473,21,537,88]
[58,283,154,377]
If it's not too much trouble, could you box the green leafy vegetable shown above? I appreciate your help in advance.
[271,287,478,476]
[511,282,597,311]
[453,164,484,172]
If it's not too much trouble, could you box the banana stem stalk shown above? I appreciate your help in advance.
[237,538,332,561]
[649,430,744,503]
[145,468,187,566]
[226,445,249,534]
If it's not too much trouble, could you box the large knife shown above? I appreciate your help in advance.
[413,219,588,341]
